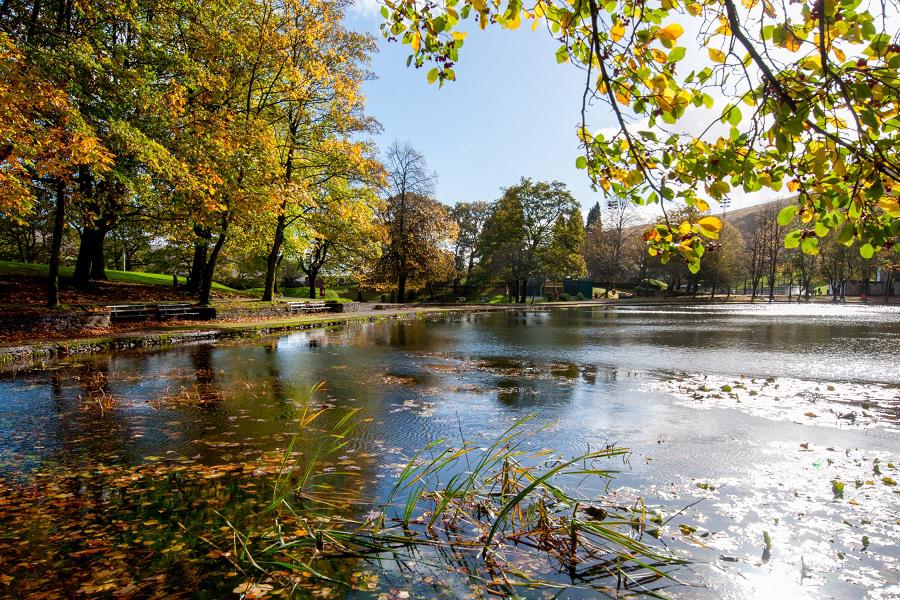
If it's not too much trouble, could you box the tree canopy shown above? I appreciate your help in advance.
[381,0,900,269]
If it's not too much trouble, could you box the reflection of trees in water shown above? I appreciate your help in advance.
[190,344,222,407]
[43,360,137,465]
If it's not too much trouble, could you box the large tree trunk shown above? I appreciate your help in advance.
[198,218,229,306]
[885,272,894,304]
[397,273,407,303]
[518,277,527,303]
[90,225,108,280]
[47,178,66,307]
[262,213,286,301]
[307,267,319,300]
[73,227,97,285]
[185,235,209,294]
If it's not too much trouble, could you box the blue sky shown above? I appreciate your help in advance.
[347,11,615,213]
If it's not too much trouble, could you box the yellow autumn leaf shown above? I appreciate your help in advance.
[781,28,802,52]
[708,47,726,63]
[506,10,522,30]
[659,23,684,41]
[611,21,626,42]
[695,198,710,211]
[650,48,667,63]
[787,179,800,192]
[876,197,900,216]
[679,221,691,235]
[451,31,468,41]
[614,86,632,105]
[697,216,722,231]
[833,46,845,62]
[741,0,758,7]
[411,32,421,52]
[833,158,846,176]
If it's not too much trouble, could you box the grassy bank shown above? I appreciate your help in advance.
[0,260,237,292]
[0,305,505,370]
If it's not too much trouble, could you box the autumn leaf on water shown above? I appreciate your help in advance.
[233,581,274,598]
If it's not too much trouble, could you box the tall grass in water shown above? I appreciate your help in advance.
[223,385,684,598]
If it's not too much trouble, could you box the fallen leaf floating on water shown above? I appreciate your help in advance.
[233,582,274,598]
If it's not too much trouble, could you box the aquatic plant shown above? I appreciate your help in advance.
[222,389,685,598]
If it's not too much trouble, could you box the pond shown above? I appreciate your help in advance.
[1,303,898,599]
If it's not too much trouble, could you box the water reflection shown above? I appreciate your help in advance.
[0,304,898,598]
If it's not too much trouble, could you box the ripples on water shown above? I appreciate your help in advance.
[0,303,898,598]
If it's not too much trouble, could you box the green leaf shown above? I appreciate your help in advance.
[687,257,701,274]
[784,229,802,248]
[667,47,686,62]
[836,223,855,246]
[575,156,588,169]
[801,236,819,255]
[556,45,568,64]
[426,67,439,84]
[859,243,875,259]
[777,205,798,226]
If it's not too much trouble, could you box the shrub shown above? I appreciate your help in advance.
[641,278,668,291]
[559,293,571,301]
[634,278,668,296]
[576,292,585,301]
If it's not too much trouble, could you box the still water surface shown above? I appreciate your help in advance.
[1,304,899,599]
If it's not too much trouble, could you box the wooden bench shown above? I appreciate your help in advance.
[157,302,200,320]
[286,300,328,313]
[107,304,155,321]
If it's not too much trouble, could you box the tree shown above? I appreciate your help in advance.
[294,182,383,300]
[699,221,746,297]
[820,235,855,302]
[544,205,587,280]
[0,21,112,306]
[585,197,638,294]
[450,201,491,284]
[258,0,380,302]
[375,141,441,302]
[478,178,580,302]
[381,0,899,265]
[585,201,602,231]
[367,192,457,301]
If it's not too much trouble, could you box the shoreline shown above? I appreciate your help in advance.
[0,304,524,371]
[1,296,892,371]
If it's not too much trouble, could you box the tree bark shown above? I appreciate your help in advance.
[198,218,229,306]
[307,267,319,299]
[47,178,65,307]
[397,273,406,303]
[90,225,108,280]
[262,213,286,301]
[185,231,210,294]
[73,227,97,285]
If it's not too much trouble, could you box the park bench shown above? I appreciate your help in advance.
[286,300,328,313]
[107,304,155,321]
[157,302,200,320]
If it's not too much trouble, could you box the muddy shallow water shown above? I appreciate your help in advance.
[1,303,899,599]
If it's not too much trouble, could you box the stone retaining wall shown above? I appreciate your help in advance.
[0,310,111,336]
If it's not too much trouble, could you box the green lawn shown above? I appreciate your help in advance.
[0,260,237,292]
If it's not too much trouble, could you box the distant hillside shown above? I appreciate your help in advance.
[720,197,795,238]
[623,197,797,240]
